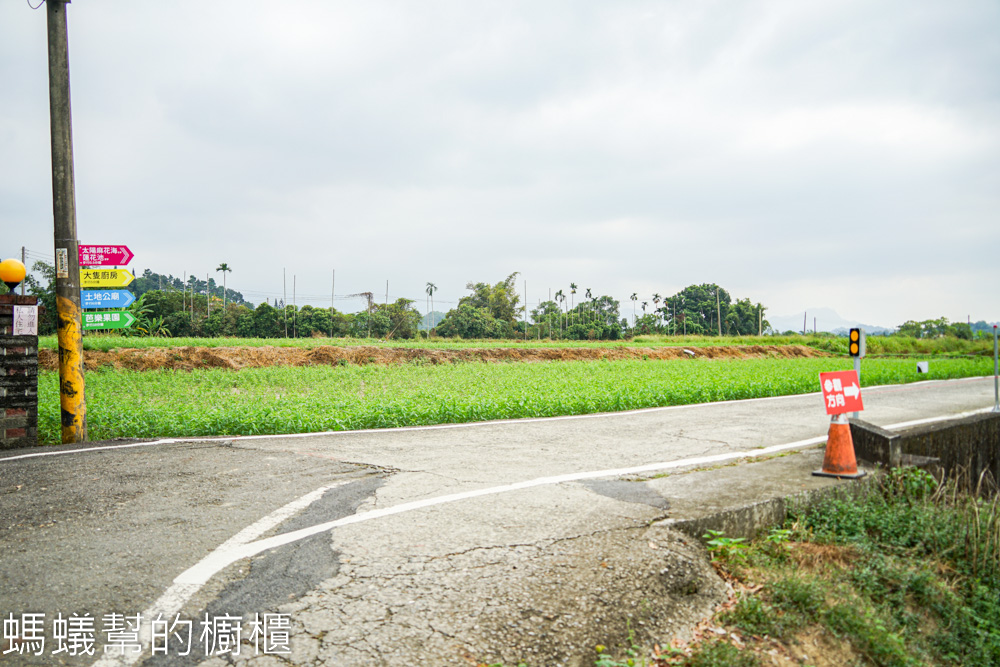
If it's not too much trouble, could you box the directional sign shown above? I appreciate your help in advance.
[79,245,133,267]
[79,268,134,289]
[82,311,136,331]
[81,289,136,309]
[820,370,864,415]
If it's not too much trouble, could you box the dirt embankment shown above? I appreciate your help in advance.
[37,344,829,372]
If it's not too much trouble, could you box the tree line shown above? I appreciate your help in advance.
[428,273,770,340]
[6,261,989,341]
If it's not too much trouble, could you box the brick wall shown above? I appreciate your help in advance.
[0,294,39,449]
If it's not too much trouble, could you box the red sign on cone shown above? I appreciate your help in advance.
[819,370,863,415]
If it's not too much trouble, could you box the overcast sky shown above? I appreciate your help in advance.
[2,0,997,329]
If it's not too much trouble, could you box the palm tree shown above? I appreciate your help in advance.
[569,283,577,325]
[630,293,638,325]
[425,282,438,330]
[652,293,661,329]
[585,288,593,324]
[216,263,232,312]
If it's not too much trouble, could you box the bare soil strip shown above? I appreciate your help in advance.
[38,344,828,372]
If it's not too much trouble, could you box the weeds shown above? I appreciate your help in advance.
[678,468,1000,666]
[702,530,748,563]
[594,620,646,666]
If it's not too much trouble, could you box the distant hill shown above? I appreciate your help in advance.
[420,311,447,331]
[769,308,893,335]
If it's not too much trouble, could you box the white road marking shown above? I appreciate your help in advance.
[89,405,991,666]
[91,480,352,667]
[3,375,992,463]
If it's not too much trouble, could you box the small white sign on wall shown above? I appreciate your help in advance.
[13,305,38,336]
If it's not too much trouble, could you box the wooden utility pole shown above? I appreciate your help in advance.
[47,0,86,443]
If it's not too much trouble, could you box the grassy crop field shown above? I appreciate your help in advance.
[36,356,993,444]
[39,333,996,357]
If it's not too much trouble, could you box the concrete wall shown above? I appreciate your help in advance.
[852,412,1000,485]
[0,294,39,449]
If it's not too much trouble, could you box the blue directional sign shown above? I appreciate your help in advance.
[81,289,135,310]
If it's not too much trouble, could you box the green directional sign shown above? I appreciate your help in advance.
[80,268,134,288]
[82,310,136,331]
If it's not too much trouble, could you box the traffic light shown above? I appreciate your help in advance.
[848,327,865,358]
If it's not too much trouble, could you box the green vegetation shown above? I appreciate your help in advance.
[790,333,995,358]
[591,468,1000,666]
[38,331,997,356]
[12,261,995,346]
[39,334,763,352]
[36,356,991,444]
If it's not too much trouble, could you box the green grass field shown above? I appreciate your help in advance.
[36,356,993,444]
[39,333,995,357]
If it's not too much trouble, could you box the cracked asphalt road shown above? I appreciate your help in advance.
[0,376,993,665]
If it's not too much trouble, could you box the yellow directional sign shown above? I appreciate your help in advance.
[79,268,135,288]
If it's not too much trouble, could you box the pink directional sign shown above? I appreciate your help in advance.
[79,245,133,267]
[819,370,864,415]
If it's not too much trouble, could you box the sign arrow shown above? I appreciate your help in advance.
[79,245,133,267]
[81,289,136,309]
[79,268,135,288]
[82,310,136,331]
[819,370,864,415]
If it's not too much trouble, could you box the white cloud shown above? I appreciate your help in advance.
[2,0,998,327]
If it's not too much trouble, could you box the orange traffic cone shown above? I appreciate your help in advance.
[813,414,866,479]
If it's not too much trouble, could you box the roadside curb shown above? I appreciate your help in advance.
[650,448,878,540]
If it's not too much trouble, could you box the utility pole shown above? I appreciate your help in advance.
[20,247,26,295]
[47,0,85,443]
[330,269,335,338]
[993,325,998,413]
[716,289,722,336]
[283,268,287,338]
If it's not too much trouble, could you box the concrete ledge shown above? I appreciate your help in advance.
[647,448,875,541]
[853,412,999,485]
[851,418,902,468]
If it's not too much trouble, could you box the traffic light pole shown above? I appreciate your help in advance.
[849,327,864,420]
[46,0,86,443]
[851,355,861,420]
